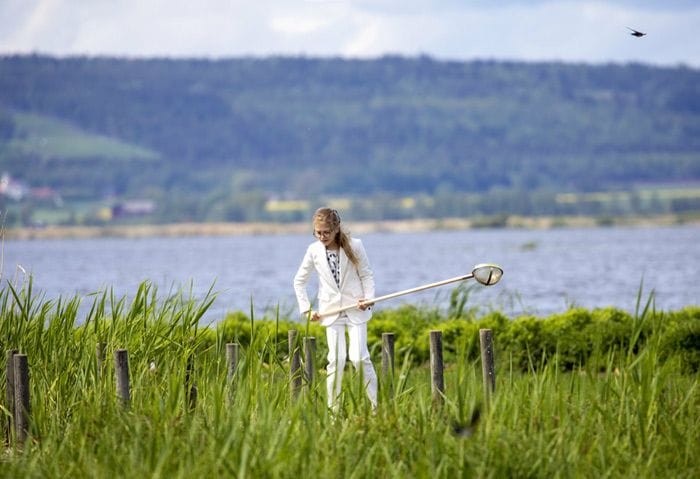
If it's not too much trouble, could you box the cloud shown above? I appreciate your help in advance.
[0,0,698,66]
[270,15,331,36]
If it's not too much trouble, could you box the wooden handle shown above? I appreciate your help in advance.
[319,272,474,317]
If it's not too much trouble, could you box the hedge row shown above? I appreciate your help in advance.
[212,304,700,373]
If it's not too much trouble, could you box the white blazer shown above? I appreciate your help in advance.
[293,237,375,327]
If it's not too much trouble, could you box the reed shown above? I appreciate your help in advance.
[0,280,697,478]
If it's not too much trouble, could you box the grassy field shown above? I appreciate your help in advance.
[1,280,698,478]
[5,112,159,161]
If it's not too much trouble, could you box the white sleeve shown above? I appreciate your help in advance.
[293,246,315,314]
[355,239,375,300]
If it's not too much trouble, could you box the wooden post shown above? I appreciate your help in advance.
[303,336,316,390]
[5,349,18,444]
[226,342,239,383]
[480,329,496,404]
[382,333,395,396]
[186,354,197,411]
[96,342,106,380]
[114,349,130,406]
[430,330,445,406]
[13,354,30,444]
[289,330,301,399]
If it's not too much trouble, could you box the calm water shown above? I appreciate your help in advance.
[2,225,699,324]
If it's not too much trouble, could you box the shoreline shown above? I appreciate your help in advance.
[3,214,696,240]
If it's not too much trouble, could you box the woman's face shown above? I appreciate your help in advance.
[313,220,338,248]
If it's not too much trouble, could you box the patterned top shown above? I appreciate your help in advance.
[326,249,340,287]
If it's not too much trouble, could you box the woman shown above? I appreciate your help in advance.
[293,207,378,411]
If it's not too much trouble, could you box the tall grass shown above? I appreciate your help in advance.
[1,280,698,478]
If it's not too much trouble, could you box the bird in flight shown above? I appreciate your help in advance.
[627,27,647,37]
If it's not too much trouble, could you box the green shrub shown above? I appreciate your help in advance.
[432,318,481,362]
[370,305,443,363]
[215,310,326,363]
[542,308,594,369]
[498,314,545,370]
[210,302,700,374]
[658,307,700,371]
[589,307,634,353]
[216,311,253,346]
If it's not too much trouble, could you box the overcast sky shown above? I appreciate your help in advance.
[1,0,698,67]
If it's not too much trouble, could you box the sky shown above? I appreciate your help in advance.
[1,0,699,67]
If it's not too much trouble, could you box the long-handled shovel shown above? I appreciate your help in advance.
[320,263,504,317]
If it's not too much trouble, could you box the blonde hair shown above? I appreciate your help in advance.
[313,207,359,267]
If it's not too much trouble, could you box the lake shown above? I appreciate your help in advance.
[2,225,699,324]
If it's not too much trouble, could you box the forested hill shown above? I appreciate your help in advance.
[1,55,699,223]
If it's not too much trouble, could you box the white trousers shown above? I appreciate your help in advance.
[325,316,378,410]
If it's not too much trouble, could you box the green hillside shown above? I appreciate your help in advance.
[0,55,699,225]
[6,111,159,160]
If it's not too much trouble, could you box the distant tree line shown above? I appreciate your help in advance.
[0,54,699,224]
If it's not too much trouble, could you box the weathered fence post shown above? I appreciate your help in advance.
[430,330,445,406]
[186,354,197,411]
[5,349,18,444]
[289,330,302,399]
[382,333,395,396]
[303,336,316,390]
[226,342,240,401]
[480,329,496,404]
[95,342,107,380]
[226,342,239,383]
[13,354,30,444]
[114,349,131,406]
